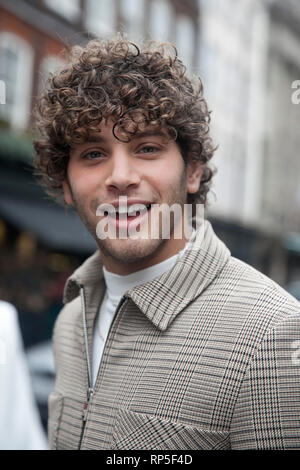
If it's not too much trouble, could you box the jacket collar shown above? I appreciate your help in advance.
[63,219,230,331]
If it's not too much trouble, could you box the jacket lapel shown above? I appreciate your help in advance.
[63,250,106,359]
[127,219,231,330]
[63,219,230,333]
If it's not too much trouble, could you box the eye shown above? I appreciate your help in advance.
[138,145,159,154]
[83,150,104,160]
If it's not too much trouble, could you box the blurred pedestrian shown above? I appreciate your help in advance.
[0,301,48,450]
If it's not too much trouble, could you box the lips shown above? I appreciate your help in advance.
[95,197,154,234]
[114,204,151,219]
[102,199,152,217]
[107,203,152,231]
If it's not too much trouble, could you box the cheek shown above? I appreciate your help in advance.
[147,156,184,188]
[69,166,99,195]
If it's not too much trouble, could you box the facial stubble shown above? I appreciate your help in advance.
[66,169,189,266]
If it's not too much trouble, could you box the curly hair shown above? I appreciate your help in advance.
[33,38,216,209]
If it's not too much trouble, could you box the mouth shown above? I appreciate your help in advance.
[114,204,151,219]
[105,203,152,232]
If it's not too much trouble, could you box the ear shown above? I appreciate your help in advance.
[186,160,203,194]
[62,179,74,206]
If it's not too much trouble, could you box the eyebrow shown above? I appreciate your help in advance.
[72,129,170,147]
[131,130,169,139]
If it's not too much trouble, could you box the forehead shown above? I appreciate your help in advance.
[80,119,172,145]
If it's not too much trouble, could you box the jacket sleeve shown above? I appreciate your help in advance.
[230,313,300,449]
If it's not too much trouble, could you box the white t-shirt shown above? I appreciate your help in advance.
[92,233,195,387]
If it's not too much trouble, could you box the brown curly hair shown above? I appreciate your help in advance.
[33,38,216,209]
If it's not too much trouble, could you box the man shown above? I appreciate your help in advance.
[34,38,300,450]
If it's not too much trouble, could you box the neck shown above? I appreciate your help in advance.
[100,235,189,275]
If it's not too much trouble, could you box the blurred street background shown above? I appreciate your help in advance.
[0,0,300,436]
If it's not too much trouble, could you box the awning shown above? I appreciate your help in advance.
[0,194,97,254]
[0,129,34,164]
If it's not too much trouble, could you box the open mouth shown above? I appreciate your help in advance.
[103,203,152,231]
[104,204,152,219]
[114,204,152,220]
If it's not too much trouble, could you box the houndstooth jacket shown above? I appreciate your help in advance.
[48,219,300,450]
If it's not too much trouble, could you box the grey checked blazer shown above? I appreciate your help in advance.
[49,220,300,449]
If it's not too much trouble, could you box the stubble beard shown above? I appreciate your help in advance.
[67,173,189,266]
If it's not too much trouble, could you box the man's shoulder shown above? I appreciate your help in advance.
[213,255,300,328]
[52,296,81,337]
[226,255,298,302]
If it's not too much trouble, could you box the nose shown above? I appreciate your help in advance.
[104,147,140,191]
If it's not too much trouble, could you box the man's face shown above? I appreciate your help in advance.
[63,120,202,274]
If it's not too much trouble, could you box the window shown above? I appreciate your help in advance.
[0,47,17,116]
[44,0,81,21]
[175,15,196,71]
[149,0,173,41]
[0,33,33,129]
[120,0,145,42]
[85,0,116,37]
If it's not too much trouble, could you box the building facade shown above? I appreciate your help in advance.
[262,0,300,235]
[0,0,199,133]
[198,0,300,241]
[198,0,269,227]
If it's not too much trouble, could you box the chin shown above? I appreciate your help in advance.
[98,237,165,265]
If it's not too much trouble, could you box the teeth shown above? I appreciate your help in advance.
[128,209,137,216]
[116,207,129,215]
[115,204,151,216]
[104,204,152,217]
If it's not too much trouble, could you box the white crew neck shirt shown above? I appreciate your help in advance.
[92,231,195,387]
